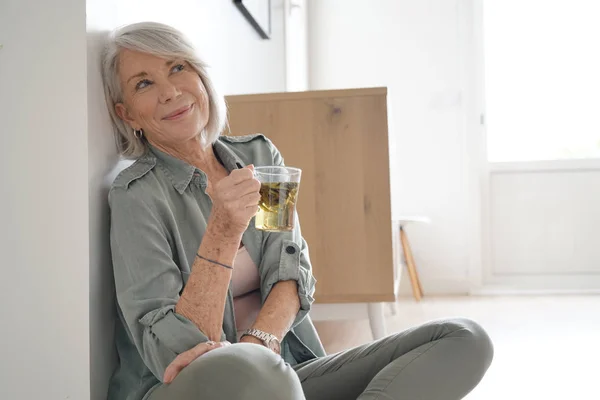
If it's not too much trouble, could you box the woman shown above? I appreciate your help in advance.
[101,21,493,400]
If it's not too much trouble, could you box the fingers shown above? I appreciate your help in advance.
[207,171,259,200]
[229,165,255,184]
[163,340,230,384]
[205,165,261,234]
[240,191,261,209]
[235,177,261,196]
[214,176,260,203]
[163,341,226,383]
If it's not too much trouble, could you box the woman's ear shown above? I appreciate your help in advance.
[115,103,138,129]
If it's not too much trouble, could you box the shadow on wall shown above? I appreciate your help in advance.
[87,28,133,400]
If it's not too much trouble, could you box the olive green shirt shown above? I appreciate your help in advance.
[107,134,326,400]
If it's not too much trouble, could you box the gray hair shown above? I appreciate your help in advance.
[101,21,227,158]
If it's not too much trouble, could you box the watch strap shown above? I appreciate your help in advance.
[241,328,279,347]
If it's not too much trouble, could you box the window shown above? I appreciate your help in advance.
[483,0,600,162]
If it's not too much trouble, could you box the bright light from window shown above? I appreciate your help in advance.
[483,0,600,162]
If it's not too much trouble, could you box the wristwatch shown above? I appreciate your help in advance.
[241,329,281,355]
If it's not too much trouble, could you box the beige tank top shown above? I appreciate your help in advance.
[231,246,262,340]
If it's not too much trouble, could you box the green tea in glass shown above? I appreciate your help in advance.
[254,166,302,232]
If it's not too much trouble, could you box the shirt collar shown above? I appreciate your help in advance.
[147,138,246,194]
[213,139,247,171]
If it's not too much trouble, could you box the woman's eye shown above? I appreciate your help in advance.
[135,79,152,90]
[171,64,185,73]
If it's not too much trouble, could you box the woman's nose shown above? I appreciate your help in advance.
[158,81,181,103]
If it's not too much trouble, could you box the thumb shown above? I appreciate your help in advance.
[246,164,255,172]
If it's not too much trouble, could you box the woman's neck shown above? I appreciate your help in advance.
[148,137,224,175]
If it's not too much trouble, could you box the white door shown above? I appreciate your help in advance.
[468,0,600,293]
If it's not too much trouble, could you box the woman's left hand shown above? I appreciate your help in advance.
[163,340,230,383]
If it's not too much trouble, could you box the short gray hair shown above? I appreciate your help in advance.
[101,21,227,158]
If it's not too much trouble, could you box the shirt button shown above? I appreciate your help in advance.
[286,246,296,255]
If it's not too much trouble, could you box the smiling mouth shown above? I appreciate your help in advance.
[163,104,194,120]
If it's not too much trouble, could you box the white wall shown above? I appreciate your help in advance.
[98,0,287,96]
[284,0,309,91]
[308,0,472,294]
[86,3,121,399]
[1,0,286,398]
[86,1,288,399]
[0,0,91,399]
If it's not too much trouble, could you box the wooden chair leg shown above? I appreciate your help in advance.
[400,226,423,301]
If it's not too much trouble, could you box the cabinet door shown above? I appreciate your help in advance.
[225,88,395,303]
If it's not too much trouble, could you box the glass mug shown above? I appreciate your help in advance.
[253,166,302,232]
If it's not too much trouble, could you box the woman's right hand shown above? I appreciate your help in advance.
[163,340,231,383]
[206,165,261,239]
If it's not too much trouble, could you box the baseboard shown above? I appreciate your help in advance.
[397,275,471,296]
[475,273,600,294]
[310,275,600,323]
[471,287,600,296]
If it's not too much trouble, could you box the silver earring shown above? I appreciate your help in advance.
[134,129,143,139]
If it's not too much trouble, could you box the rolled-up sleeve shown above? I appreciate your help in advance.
[258,139,317,328]
[109,187,221,381]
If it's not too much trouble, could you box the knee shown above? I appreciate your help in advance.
[447,317,494,371]
[195,343,303,400]
[209,342,285,371]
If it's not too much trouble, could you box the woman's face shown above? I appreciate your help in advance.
[115,49,210,147]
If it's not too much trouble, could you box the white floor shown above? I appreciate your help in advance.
[313,295,600,400]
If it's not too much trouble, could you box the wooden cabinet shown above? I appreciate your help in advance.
[225,88,395,303]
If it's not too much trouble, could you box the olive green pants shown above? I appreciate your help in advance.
[148,318,493,400]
